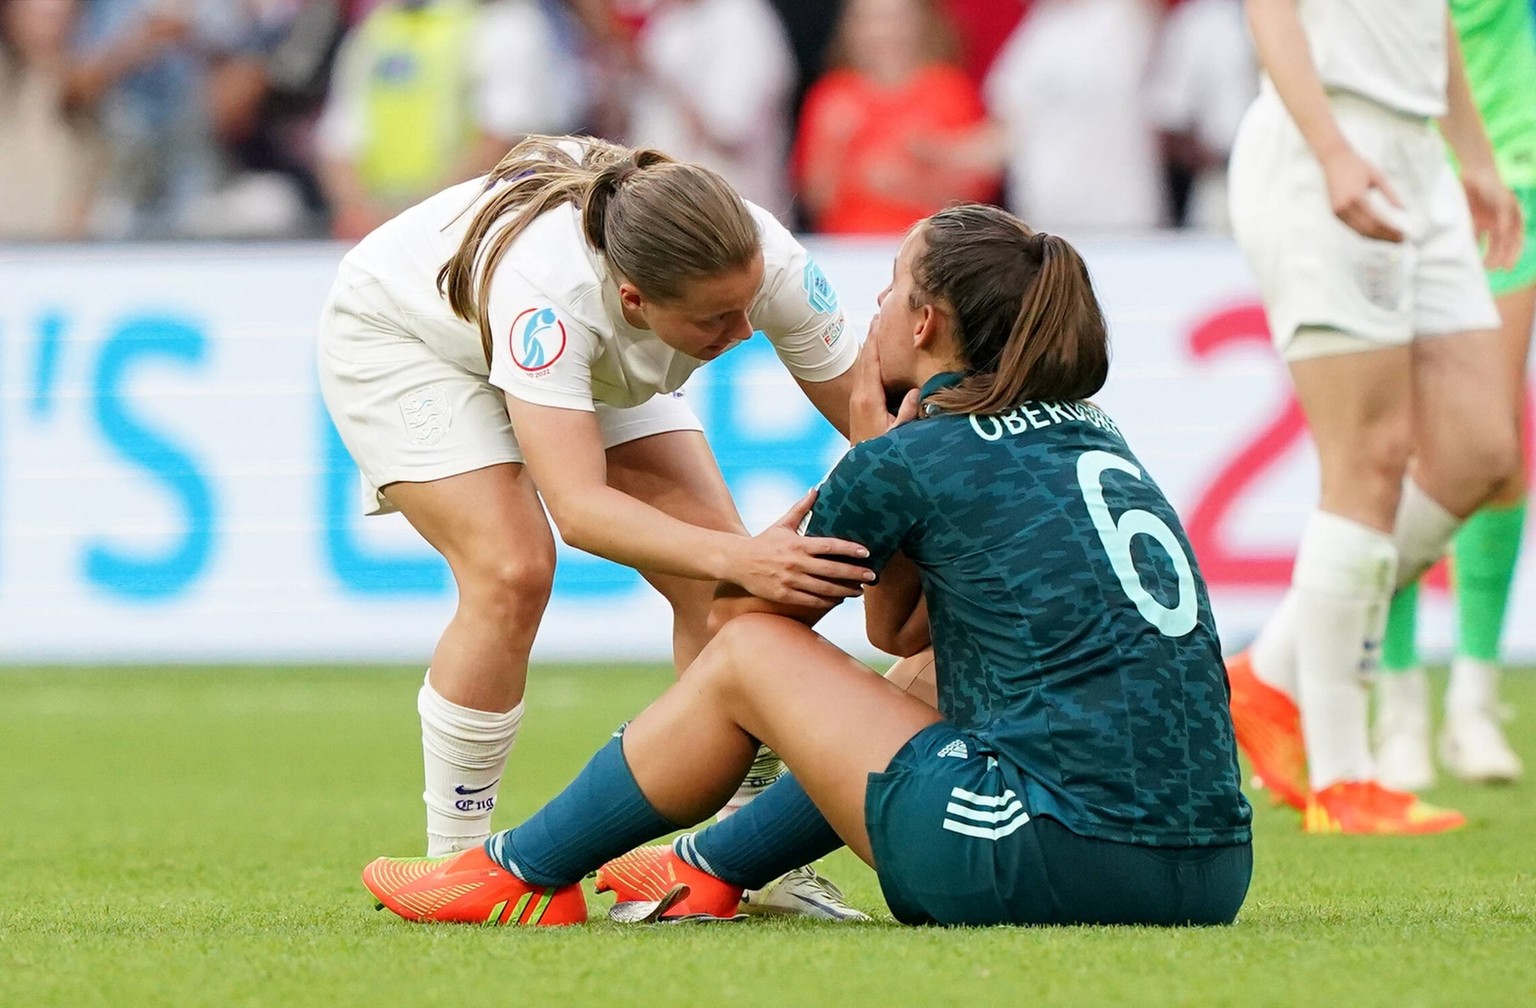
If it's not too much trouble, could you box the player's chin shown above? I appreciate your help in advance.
[689,339,744,362]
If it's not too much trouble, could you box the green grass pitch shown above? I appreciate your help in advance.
[2,663,1533,1008]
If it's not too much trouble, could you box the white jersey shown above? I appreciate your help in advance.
[1295,0,1447,117]
[339,176,853,411]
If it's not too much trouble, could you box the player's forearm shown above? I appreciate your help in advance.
[1244,0,1351,164]
[795,370,854,440]
[1438,18,1499,177]
[864,552,928,657]
[547,484,742,582]
[708,582,832,630]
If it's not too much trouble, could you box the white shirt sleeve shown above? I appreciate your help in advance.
[750,215,857,383]
[486,270,600,411]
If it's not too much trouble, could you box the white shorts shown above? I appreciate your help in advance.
[1228,89,1499,361]
[317,270,702,515]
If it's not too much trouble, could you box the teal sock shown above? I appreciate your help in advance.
[676,772,842,889]
[485,732,680,886]
[1381,580,1420,673]
[1453,500,1526,662]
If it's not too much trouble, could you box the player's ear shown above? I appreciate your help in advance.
[913,303,942,352]
[617,280,646,315]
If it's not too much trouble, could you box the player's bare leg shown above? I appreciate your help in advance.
[606,432,865,914]
[884,648,938,708]
[1284,343,1411,805]
[1441,294,1533,782]
[383,463,556,855]
[367,614,940,925]
[605,430,745,671]
[1280,339,1474,832]
[627,615,942,862]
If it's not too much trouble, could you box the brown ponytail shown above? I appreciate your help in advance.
[915,204,1109,415]
[437,135,759,367]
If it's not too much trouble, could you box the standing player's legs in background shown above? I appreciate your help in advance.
[1442,265,1534,782]
[1226,90,1516,832]
[1256,325,1513,832]
[1377,267,1534,787]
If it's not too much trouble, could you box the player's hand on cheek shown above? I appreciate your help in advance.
[724,489,876,607]
[849,329,920,446]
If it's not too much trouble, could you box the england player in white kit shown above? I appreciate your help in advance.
[1225,0,1524,833]
[318,137,869,916]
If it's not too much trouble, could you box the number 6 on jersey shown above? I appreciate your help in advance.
[1076,450,1199,637]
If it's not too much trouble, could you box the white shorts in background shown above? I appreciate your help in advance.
[317,270,702,516]
[1228,88,1499,361]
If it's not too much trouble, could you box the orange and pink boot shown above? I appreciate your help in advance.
[362,846,590,926]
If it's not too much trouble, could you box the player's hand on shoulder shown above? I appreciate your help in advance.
[726,490,876,608]
[1319,145,1404,243]
[1460,165,1524,272]
[849,328,921,446]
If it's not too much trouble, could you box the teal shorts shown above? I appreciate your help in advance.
[1489,186,1536,297]
[864,723,1253,927]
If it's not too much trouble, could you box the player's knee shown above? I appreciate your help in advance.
[686,613,777,690]
[1472,423,1520,491]
[461,551,556,620]
[1320,423,1410,514]
[1357,422,1414,481]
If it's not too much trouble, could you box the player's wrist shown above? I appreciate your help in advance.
[709,532,746,584]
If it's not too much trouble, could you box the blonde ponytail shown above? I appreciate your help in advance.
[437,135,759,368]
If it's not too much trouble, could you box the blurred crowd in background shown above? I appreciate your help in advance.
[0,0,1256,243]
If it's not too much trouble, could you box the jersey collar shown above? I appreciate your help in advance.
[918,371,965,399]
[918,371,966,414]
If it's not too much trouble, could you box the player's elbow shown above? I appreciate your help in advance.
[868,610,931,658]
[893,631,931,658]
[868,624,924,658]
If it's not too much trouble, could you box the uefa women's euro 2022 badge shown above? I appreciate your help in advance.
[510,307,568,378]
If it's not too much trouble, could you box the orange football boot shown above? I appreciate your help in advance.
[1303,781,1467,835]
[594,845,744,919]
[362,846,589,926]
[1226,650,1309,811]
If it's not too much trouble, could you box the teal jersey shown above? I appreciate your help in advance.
[1451,0,1536,186]
[806,373,1252,847]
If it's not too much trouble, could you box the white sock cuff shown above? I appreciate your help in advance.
[1294,511,1397,599]
[1392,481,1460,590]
[418,676,523,769]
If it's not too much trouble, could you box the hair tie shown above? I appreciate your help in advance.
[613,162,643,188]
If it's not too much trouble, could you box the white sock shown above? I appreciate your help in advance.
[1292,511,1397,790]
[1446,656,1499,716]
[418,673,523,857]
[1249,481,1458,704]
[1392,480,1461,590]
[1250,590,1300,697]
[716,744,785,820]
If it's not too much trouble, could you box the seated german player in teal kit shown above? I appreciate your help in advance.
[360,203,1254,927]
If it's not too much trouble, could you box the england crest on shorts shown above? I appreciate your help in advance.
[398,383,451,446]
[1354,245,1404,312]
